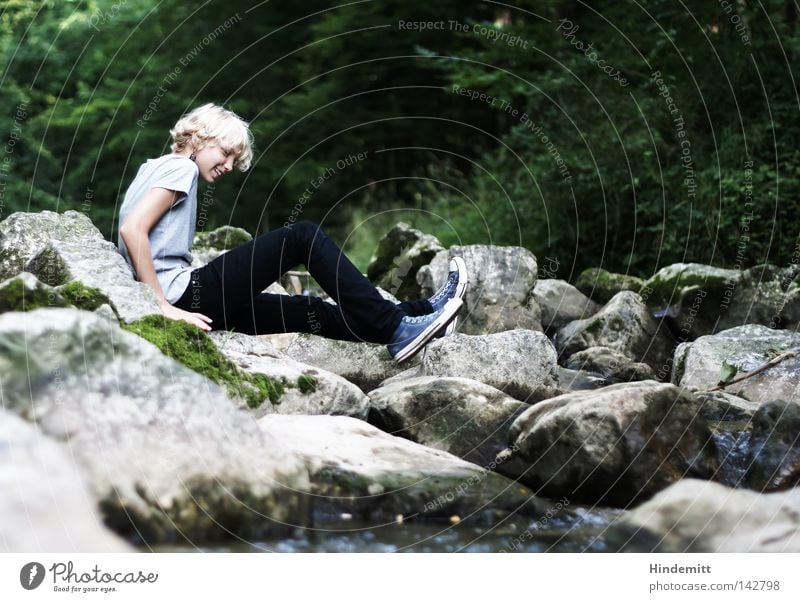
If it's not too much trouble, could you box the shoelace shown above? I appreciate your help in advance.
[429,272,457,304]
[403,310,441,325]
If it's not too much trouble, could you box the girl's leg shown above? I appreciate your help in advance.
[179,221,405,343]
[225,293,364,341]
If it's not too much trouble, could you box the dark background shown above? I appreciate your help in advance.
[1,0,798,276]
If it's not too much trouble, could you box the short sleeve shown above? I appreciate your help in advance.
[151,157,198,205]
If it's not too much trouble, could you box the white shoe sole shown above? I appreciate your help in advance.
[393,298,463,363]
[443,257,468,336]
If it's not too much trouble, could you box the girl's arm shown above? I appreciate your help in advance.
[119,187,212,331]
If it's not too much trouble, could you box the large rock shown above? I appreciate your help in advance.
[26,239,159,323]
[210,331,370,419]
[0,308,310,544]
[0,210,159,322]
[554,291,675,376]
[719,263,800,331]
[261,332,413,392]
[534,279,600,335]
[564,346,656,382]
[367,376,531,479]
[419,330,560,402]
[0,272,117,320]
[508,381,718,506]
[743,400,800,491]
[0,210,101,280]
[259,414,551,522]
[615,479,800,552]
[672,324,800,403]
[640,262,740,339]
[0,410,130,552]
[417,245,542,335]
[367,222,444,300]
[192,225,253,266]
[695,390,760,488]
[574,268,644,305]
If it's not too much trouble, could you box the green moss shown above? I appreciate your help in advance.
[194,226,252,251]
[640,265,737,307]
[122,315,283,408]
[575,268,644,304]
[0,276,68,313]
[57,280,114,313]
[297,373,319,394]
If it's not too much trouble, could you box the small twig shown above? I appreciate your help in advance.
[703,350,797,393]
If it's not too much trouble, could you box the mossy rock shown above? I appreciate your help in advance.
[194,226,252,251]
[574,268,644,305]
[122,315,284,408]
[639,263,738,308]
[0,273,115,316]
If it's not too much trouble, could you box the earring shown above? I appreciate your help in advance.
[189,152,197,161]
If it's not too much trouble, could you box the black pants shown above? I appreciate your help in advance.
[174,221,432,343]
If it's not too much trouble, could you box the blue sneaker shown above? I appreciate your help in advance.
[387,298,463,362]
[428,257,467,336]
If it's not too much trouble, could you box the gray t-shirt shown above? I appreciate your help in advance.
[118,154,199,304]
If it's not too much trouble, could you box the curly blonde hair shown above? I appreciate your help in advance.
[170,103,254,171]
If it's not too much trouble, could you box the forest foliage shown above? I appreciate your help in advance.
[1,0,798,277]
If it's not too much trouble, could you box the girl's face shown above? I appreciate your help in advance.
[193,141,236,183]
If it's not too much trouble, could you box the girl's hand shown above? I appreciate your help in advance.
[160,301,213,332]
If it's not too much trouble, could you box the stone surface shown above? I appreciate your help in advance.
[26,239,159,323]
[0,210,102,280]
[367,376,531,479]
[615,479,800,552]
[534,278,601,335]
[672,324,800,403]
[261,332,414,392]
[367,222,444,300]
[191,225,253,266]
[210,331,371,419]
[564,346,656,382]
[0,308,310,544]
[718,263,800,332]
[0,410,131,552]
[417,245,542,335]
[420,330,560,402]
[508,381,718,506]
[743,400,800,492]
[554,291,675,375]
[574,267,644,305]
[259,414,550,522]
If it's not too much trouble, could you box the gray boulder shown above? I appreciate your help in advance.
[616,479,800,552]
[367,376,531,479]
[192,225,253,266]
[672,324,800,403]
[639,262,740,339]
[0,210,102,280]
[26,238,159,322]
[508,381,718,506]
[555,291,675,376]
[564,346,656,382]
[417,245,542,334]
[574,267,645,304]
[557,367,610,391]
[210,331,370,419]
[0,410,130,552]
[420,330,560,402]
[0,308,310,544]
[743,400,800,492]
[534,278,600,335]
[367,222,444,300]
[261,332,414,392]
[259,414,550,522]
[719,263,800,332]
